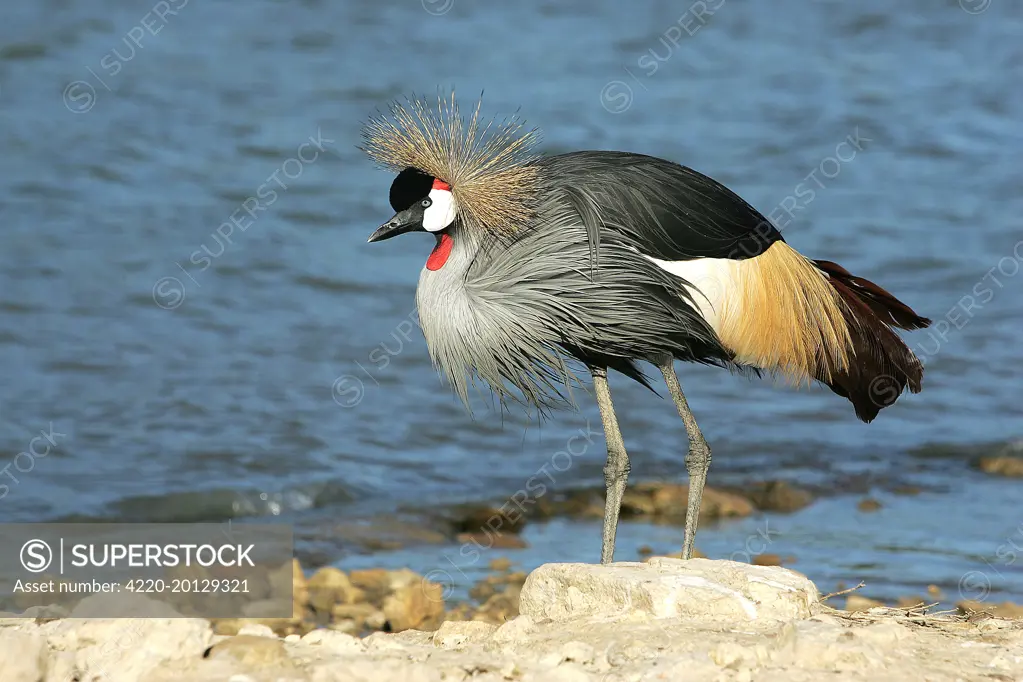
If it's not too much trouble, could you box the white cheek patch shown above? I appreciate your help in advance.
[423,189,457,232]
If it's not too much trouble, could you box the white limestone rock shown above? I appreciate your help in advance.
[433,619,498,649]
[40,615,212,682]
[519,558,818,623]
[0,631,50,682]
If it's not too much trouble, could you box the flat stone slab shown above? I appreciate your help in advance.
[519,557,819,623]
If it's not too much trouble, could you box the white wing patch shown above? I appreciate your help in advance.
[645,256,742,333]
[423,189,457,232]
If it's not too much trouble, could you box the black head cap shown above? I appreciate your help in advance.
[389,167,434,212]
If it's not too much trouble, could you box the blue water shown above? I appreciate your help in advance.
[1,0,1022,606]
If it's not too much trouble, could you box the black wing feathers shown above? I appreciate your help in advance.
[538,151,783,261]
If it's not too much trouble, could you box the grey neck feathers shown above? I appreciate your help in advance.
[414,222,581,414]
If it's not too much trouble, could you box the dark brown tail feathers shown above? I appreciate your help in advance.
[813,260,931,423]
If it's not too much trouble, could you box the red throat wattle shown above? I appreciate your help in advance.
[426,233,453,271]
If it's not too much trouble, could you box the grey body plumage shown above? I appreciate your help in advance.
[416,161,735,414]
[362,94,930,564]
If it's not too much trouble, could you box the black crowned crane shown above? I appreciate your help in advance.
[361,94,930,564]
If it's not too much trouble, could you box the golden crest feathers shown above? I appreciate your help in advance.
[360,91,542,237]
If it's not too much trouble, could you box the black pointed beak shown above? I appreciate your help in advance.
[367,208,421,243]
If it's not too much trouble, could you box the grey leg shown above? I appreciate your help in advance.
[591,367,631,565]
[658,360,711,561]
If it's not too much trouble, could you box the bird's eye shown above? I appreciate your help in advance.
[421,198,432,208]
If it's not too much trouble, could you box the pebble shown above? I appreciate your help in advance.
[857,498,883,512]
[301,628,365,653]
[976,455,1023,477]
[236,623,276,638]
[752,553,783,566]
[743,480,815,513]
[489,557,513,571]
[433,620,498,649]
[844,595,886,612]
[207,635,289,667]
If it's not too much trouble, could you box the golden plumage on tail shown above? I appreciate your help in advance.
[360,91,541,237]
[720,242,853,385]
[711,240,928,421]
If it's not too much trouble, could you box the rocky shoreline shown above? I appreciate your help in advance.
[331,458,1014,558]
[337,479,826,560]
[3,558,1022,682]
